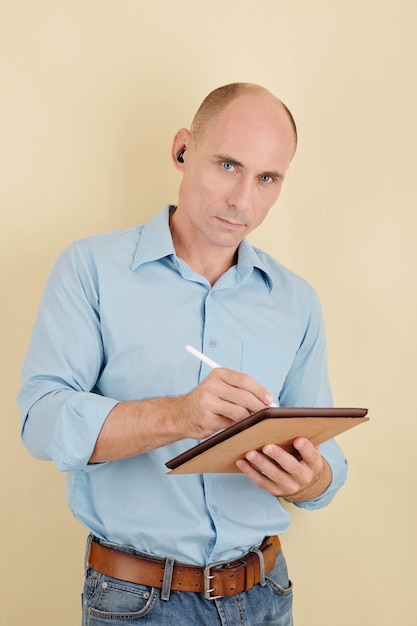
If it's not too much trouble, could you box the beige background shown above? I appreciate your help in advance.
[1,1,416,624]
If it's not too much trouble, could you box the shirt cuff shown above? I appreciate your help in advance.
[47,392,119,472]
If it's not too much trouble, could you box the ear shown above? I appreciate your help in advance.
[171,128,191,171]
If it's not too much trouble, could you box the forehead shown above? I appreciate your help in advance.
[196,94,296,168]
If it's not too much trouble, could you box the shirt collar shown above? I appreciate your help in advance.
[131,206,176,270]
[131,205,273,291]
[236,239,273,291]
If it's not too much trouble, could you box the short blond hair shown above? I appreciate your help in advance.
[190,82,298,149]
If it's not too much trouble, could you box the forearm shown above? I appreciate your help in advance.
[89,366,276,463]
[89,396,187,463]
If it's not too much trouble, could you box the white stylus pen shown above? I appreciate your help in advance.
[185,344,278,407]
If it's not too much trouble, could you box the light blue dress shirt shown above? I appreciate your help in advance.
[18,206,347,565]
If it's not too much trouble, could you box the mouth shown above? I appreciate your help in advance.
[215,216,246,229]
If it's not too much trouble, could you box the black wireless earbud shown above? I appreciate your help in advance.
[177,150,185,163]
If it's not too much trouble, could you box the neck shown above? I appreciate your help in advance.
[182,251,238,286]
[169,210,238,286]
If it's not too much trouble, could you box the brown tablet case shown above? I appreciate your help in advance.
[166,407,369,474]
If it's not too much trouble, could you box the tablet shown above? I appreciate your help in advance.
[166,406,368,474]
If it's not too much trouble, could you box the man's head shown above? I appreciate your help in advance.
[171,83,297,257]
[190,83,297,152]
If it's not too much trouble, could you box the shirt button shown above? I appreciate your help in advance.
[208,339,216,348]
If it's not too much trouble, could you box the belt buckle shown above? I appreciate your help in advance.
[203,564,223,600]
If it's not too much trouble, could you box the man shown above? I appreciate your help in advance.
[18,83,347,625]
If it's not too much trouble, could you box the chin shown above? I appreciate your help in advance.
[208,236,243,249]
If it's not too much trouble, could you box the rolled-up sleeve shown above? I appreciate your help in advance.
[279,287,348,509]
[18,242,119,472]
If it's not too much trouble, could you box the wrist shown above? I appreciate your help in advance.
[284,457,332,503]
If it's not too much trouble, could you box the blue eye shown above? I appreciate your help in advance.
[260,175,273,183]
[222,161,234,170]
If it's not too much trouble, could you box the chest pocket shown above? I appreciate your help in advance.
[241,341,296,403]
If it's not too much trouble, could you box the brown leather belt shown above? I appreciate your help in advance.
[87,535,280,600]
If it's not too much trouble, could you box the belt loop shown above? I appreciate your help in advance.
[161,557,175,601]
[249,546,266,587]
[84,533,94,576]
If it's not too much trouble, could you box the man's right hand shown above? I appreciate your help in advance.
[174,367,274,440]
[89,368,274,463]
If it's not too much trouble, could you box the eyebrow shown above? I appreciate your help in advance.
[214,154,284,181]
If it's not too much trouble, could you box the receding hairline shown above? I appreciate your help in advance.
[190,82,298,150]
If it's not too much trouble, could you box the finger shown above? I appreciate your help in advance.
[260,444,302,475]
[261,443,323,490]
[245,449,292,481]
[212,368,274,410]
[252,446,310,492]
[236,454,297,496]
[292,437,320,464]
[193,379,253,422]
[290,439,324,477]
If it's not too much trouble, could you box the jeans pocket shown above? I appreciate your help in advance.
[265,552,293,597]
[83,569,158,621]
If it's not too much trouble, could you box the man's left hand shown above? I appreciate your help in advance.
[235,437,332,502]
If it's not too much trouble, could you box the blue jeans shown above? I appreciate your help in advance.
[82,538,293,625]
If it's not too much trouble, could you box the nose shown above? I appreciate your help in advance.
[227,176,254,211]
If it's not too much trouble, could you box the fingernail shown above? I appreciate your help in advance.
[264,393,273,404]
